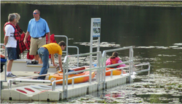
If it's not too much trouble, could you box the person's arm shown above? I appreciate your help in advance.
[51,54,57,67]
[24,31,30,44]
[45,20,50,44]
[58,54,63,71]
[24,20,31,44]
[47,32,50,44]
[4,36,8,45]
[4,25,11,45]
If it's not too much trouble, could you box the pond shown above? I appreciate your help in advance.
[1,3,182,103]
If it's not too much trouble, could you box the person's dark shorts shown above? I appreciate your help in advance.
[7,47,17,60]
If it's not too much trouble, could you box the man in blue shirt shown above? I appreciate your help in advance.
[24,9,50,63]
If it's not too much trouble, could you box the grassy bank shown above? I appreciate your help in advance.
[1,1,182,7]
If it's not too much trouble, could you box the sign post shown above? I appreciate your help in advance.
[90,18,101,67]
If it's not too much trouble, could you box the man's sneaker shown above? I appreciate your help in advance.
[11,73,17,77]
[6,73,17,77]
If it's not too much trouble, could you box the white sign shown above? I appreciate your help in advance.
[91,18,101,37]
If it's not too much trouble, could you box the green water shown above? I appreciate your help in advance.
[1,4,182,103]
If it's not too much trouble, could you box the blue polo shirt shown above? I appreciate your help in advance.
[27,18,50,38]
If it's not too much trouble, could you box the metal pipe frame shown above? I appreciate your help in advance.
[62,51,101,99]
[67,51,101,57]
[101,46,133,89]
[8,79,55,89]
[0,43,7,82]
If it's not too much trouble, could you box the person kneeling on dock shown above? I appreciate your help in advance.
[37,41,66,80]
[106,52,126,68]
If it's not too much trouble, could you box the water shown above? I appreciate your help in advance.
[1,3,182,103]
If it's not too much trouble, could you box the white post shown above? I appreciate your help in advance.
[90,18,101,83]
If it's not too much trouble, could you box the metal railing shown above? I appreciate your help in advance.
[101,46,134,89]
[61,51,102,99]
[0,43,7,82]
[7,74,57,91]
[134,62,150,75]
[105,60,132,78]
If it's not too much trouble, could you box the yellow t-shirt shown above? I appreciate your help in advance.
[42,43,62,55]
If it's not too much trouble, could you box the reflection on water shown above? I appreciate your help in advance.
[1,3,182,103]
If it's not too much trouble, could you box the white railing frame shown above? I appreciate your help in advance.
[0,43,7,82]
[101,46,134,89]
[7,74,57,91]
[62,51,102,99]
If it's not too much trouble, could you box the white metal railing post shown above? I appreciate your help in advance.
[62,55,68,99]
[96,52,102,90]
[129,47,132,83]
[131,47,134,74]
[72,78,74,88]
[148,64,151,76]
[102,52,107,90]
[52,81,56,91]
[66,56,69,90]
[96,52,101,82]
[97,37,100,65]
[8,80,12,89]
[111,71,113,78]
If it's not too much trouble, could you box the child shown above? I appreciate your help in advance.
[106,52,126,68]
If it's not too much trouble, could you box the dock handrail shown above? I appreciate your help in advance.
[62,51,102,99]
[0,43,7,82]
[7,74,56,91]
[101,46,134,89]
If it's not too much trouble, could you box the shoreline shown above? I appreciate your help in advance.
[1,1,182,7]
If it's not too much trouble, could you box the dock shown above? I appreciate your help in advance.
[1,46,150,101]
[1,32,150,101]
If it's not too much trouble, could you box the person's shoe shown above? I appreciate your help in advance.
[11,73,17,77]
[6,73,17,77]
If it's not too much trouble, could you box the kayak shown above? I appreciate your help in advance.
[49,67,95,84]
[105,68,126,76]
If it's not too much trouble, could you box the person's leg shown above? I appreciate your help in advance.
[30,38,38,60]
[37,37,46,64]
[16,41,20,59]
[38,47,49,79]
[7,60,13,72]
[6,48,17,77]
[38,57,43,64]
[34,54,39,61]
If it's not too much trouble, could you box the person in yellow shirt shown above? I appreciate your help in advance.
[37,41,66,79]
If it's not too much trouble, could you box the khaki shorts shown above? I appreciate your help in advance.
[29,37,46,55]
